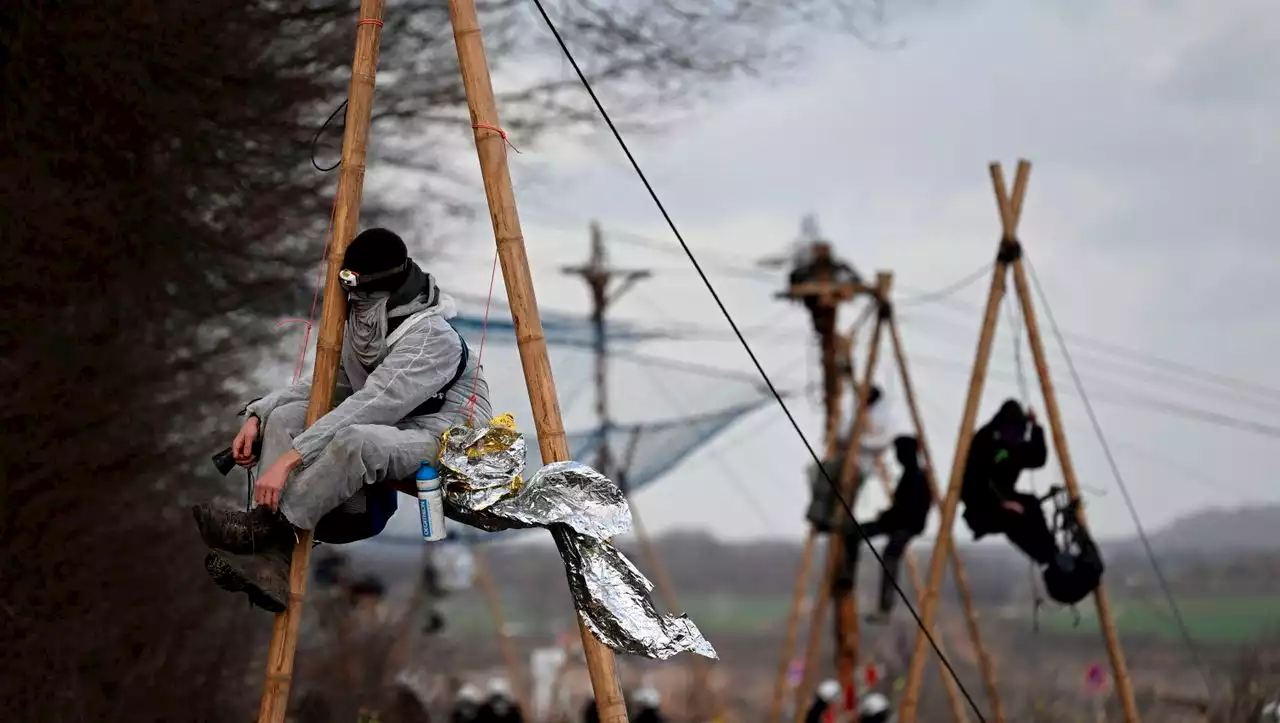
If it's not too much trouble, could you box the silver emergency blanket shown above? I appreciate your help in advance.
[438,415,717,661]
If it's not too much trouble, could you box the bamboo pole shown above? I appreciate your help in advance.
[445,2,629,721]
[887,316,1005,722]
[870,457,968,723]
[790,273,891,720]
[790,538,839,723]
[832,272,893,696]
[474,548,534,717]
[1005,204,1140,720]
[256,3,385,720]
[767,281,862,723]
[897,160,1029,723]
[768,529,819,723]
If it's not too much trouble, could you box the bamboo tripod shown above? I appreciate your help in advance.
[783,273,1006,723]
[767,273,869,723]
[897,160,1139,723]
[256,1,631,720]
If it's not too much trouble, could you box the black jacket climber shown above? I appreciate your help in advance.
[961,399,1047,536]
[878,435,932,535]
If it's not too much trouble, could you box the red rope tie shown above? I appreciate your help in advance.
[358,18,384,28]
[472,123,521,154]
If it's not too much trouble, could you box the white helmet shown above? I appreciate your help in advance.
[633,686,661,709]
[859,692,890,716]
[817,679,841,703]
[457,684,482,703]
[487,677,512,699]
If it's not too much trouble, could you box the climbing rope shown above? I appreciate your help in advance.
[1023,253,1213,694]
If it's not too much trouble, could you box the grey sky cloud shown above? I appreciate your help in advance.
[350,0,1279,547]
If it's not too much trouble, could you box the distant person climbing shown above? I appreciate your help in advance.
[451,684,483,723]
[788,240,861,338]
[804,680,842,723]
[631,686,665,723]
[839,435,933,624]
[193,228,492,612]
[960,399,1054,565]
[807,385,892,534]
[476,677,523,723]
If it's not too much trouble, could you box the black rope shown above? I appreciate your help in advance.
[524,2,988,718]
[1023,254,1214,694]
[310,99,348,173]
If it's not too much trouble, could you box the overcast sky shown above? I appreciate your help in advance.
[344,0,1279,548]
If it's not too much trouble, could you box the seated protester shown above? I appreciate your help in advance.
[960,399,1055,566]
[807,385,892,534]
[840,435,933,624]
[804,680,842,723]
[193,228,492,612]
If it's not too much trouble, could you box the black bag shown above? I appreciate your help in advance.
[1041,488,1104,605]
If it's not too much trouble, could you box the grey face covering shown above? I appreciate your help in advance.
[347,290,391,368]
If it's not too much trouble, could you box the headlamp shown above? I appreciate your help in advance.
[338,260,408,289]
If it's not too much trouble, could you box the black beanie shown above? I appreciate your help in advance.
[343,228,409,292]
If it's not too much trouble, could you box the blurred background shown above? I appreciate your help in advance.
[4,0,1280,721]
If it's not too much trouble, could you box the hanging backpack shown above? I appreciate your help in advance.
[1040,486,1105,605]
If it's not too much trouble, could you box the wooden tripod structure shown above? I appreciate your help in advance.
[783,273,1004,723]
[766,267,870,723]
[255,2,631,721]
[896,160,1139,723]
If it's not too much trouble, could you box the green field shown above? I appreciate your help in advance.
[443,594,1280,644]
[1032,596,1280,643]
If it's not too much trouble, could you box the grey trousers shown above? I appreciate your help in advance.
[261,400,450,529]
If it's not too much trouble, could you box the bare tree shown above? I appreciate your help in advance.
[0,0,895,720]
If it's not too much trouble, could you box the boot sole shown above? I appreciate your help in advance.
[204,550,288,613]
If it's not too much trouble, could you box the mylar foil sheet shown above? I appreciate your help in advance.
[437,415,717,661]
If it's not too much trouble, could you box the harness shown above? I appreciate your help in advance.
[1034,485,1105,615]
[406,322,471,418]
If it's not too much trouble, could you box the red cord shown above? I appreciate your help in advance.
[466,250,501,424]
[357,18,384,28]
[472,123,521,154]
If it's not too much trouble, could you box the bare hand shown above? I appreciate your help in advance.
[233,416,261,467]
[1002,500,1024,515]
[254,449,301,512]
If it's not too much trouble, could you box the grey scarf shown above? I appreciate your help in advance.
[347,291,392,369]
[346,266,439,369]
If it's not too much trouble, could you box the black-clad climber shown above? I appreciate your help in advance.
[960,399,1055,565]
[841,435,933,624]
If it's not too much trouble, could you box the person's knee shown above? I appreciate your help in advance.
[328,424,385,462]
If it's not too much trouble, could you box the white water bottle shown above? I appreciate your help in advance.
[416,461,447,541]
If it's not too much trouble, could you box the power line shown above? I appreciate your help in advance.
[524,3,989,718]
[896,262,994,307]
[1023,253,1214,696]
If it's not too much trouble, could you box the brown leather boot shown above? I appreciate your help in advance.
[192,503,293,554]
[204,547,291,613]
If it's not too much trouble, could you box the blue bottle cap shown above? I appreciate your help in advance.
[416,462,438,480]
